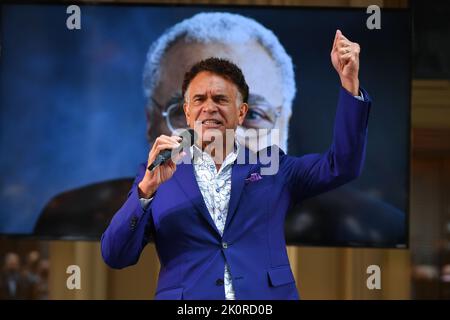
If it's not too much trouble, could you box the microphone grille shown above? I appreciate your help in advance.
[178,128,196,147]
[187,129,196,146]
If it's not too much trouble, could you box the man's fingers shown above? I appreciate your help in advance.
[339,49,359,60]
[171,135,183,143]
[339,52,353,62]
[147,134,184,164]
[165,159,176,171]
[151,136,168,152]
[336,37,359,55]
[337,42,360,55]
[147,134,185,171]
[148,142,179,162]
[332,29,340,52]
[155,135,182,145]
[153,137,181,151]
[155,142,180,153]
[153,141,180,152]
[338,47,350,54]
[337,39,352,49]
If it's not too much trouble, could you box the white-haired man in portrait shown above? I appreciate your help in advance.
[142,12,296,153]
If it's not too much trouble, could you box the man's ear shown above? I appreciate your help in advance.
[238,102,249,125]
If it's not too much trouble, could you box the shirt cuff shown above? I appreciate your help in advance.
[354,90,365,101]
[139,197,153,210]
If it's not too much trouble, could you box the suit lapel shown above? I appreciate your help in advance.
[224,147,258,232]
[173,152,222,238]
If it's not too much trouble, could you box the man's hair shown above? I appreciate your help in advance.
[182,57,249,104]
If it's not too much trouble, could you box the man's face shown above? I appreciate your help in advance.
[183,71,248,148]
[147,39,286,152]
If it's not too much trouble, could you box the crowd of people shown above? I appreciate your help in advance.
[0,251,49,299]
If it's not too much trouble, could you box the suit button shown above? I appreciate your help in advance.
[222,242,228,249]
[216,278,224,286]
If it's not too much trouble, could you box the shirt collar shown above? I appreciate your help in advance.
[190,138,241,169]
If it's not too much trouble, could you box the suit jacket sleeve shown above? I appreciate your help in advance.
[281,87,371,204]
[101,163,154,269]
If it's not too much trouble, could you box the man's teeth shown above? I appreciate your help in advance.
[203,120,221,124]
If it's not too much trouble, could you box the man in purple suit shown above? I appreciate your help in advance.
[101,30,371,300]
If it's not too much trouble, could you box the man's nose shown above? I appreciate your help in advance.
[202,99,218,113]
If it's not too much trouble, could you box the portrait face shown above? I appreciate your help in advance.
[182,71,248,150]
[146,38,286,152]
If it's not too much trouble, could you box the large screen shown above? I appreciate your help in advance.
[0,3,410,247]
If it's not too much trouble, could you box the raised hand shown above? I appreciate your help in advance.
[331,29,360,96]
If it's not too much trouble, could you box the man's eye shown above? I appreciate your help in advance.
[246,109,264,120]
[215,97,228,104]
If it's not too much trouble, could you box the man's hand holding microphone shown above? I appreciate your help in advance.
[138,134,187,199]
[138,129,195,199]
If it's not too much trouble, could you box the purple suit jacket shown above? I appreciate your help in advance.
[101,87,371,300]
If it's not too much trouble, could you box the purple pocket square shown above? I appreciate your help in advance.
[245,172,263,184]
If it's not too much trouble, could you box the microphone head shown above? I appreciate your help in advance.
[178,128,197,147]
[186,129,196,146]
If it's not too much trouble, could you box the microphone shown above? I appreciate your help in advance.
[147,129,196,172]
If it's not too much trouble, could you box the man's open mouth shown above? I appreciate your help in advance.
[201,119,223,125]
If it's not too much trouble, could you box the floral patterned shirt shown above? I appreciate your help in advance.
[191,142,240,300]
[140,141,240,300]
